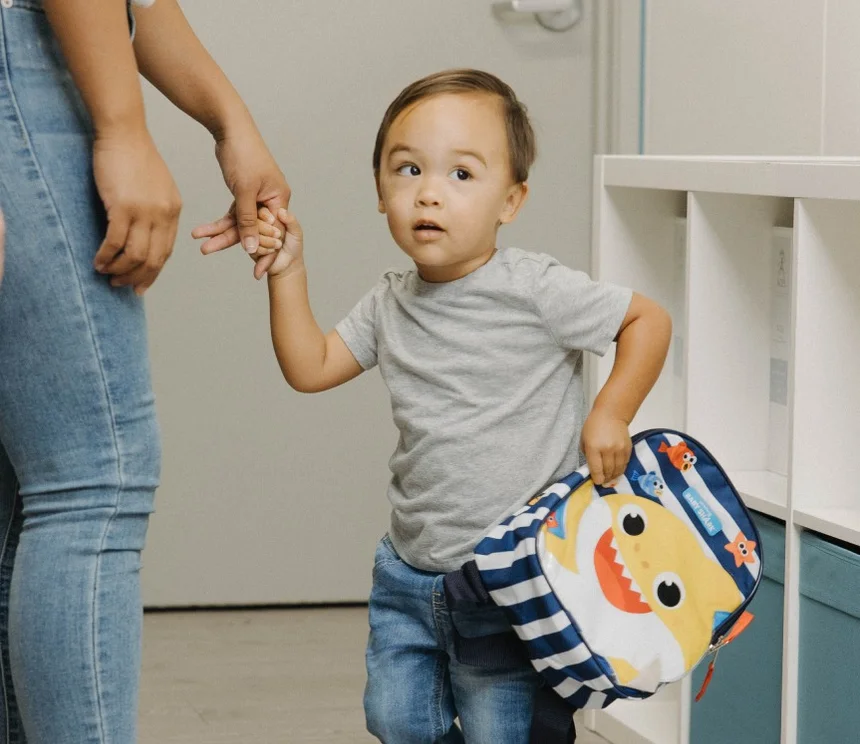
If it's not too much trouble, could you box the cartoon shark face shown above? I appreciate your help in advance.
[539,486,742,690]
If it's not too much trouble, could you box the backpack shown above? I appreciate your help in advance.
[445,429,762,721]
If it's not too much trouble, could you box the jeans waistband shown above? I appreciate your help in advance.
[1,0,135,38]
[3,0,45,12]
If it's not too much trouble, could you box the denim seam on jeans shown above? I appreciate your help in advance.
[0,13,126,739]
[430,577,448,741]
[0,482,17,744]
[90,492,124,744]
[0,22,19,743]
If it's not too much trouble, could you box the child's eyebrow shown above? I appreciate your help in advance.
[387,144,488,168]
[387,144,416,160]
[453,149,487,167]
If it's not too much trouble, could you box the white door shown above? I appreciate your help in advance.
[141,0,598,606]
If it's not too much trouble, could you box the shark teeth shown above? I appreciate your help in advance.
[609,535,648,604]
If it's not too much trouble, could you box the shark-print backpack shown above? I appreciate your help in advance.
[444,429,762,742]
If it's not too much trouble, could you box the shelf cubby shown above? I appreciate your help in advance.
[592,186,687,431]
[685,192,793,520]
[791,198,860,546]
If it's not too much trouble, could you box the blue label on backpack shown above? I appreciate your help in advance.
[682,487,722,536]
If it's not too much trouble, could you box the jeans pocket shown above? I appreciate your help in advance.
[3,3,65,73]
[3,1,134,73]
[371,534,403,577]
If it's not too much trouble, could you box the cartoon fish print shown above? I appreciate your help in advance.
[725,532,758,567]
[631,470,666,498]
[658,440,698,472]
[539,487,742,692]
[545,499,568,539]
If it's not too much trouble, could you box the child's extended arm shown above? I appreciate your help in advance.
[581,292,672,485]
[249,208,364,393]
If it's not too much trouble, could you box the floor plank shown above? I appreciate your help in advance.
[140,607,609,743]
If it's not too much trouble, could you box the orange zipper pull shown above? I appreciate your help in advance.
[696,612,755,702]
[695,653,717,702]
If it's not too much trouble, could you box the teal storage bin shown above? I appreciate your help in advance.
[690,511,784,744]
[798,530,860,743]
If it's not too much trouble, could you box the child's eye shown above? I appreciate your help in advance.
[450,168,471,181]
[397,164,420,176]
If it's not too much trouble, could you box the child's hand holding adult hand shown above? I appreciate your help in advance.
[197,206,304,281]
[260,208,304,280]
[580,410,632,486]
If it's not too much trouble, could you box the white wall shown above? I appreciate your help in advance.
[821,0,860,154]
[614,0,860,156]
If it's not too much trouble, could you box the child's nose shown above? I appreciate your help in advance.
[416,179,443,207]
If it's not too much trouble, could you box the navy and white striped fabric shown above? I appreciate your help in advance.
[473,429,762,710]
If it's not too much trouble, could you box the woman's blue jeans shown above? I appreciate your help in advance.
[0,2,159,742]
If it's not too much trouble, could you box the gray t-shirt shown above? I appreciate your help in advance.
[335,246,633,573]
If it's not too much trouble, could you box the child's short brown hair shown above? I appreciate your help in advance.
[372,69,537,184]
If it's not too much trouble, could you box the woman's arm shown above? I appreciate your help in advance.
[131,0,290,260]
[130,0,249,138]
[43,0,182,295]
[43,0,145,137]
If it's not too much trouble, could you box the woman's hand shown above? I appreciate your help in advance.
[92,129,182,295]
[129,0,290,271]
[192,124,290,270]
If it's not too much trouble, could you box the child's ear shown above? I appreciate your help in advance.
[375,175,386,214]
[499,182,529,225]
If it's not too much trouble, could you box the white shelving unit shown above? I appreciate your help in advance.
[584,156,860,744]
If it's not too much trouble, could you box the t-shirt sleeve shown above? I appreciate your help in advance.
[334,277,387,370]
[531,254,633,356]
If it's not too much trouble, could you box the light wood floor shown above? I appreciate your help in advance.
[140,606,609,743]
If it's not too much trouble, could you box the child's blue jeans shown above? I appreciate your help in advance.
[364,535,541,743]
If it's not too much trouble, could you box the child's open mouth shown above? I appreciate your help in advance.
[413,221,446,240]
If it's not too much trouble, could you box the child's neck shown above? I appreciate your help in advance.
[416,247,498,284]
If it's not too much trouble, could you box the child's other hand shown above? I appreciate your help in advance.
[254,207,304,280]
[580,410,632,486]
